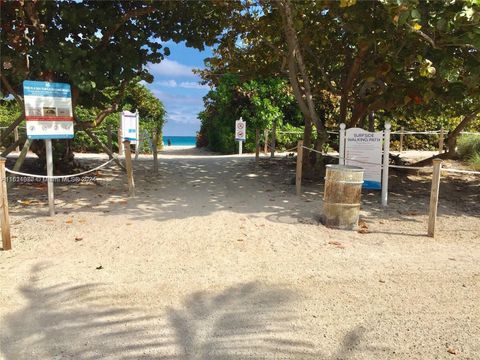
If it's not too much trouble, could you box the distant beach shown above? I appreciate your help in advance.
[163,135,196,147]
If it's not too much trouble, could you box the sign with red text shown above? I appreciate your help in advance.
[23,80,74,139]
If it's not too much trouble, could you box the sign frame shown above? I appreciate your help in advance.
[23,80,74,140]
[339,122,391,206]
[121,110,139,145]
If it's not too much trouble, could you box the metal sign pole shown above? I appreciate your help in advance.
[239,140,243,155]
[45,139,55,216]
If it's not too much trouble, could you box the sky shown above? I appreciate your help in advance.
[145,41,212,136]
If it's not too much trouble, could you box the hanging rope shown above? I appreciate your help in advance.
[5,157,117,179]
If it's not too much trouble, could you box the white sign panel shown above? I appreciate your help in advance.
[344,128,383,189]
[23,80,74,139]
[235,119,246,141]
[121,110,139,144]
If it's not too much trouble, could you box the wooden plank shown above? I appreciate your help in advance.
[427,159,442,237]
[296,140,304,196]
[438,127,444,154]
[0,158,11,250]
[123,140,135,197]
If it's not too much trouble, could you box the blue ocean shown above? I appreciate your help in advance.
[163,136,196,146]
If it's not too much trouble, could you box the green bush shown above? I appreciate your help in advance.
[457,135,480,170]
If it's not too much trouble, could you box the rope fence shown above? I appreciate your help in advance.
[4,157,117,180]
[292,140,479,238]
[302,145,480,175]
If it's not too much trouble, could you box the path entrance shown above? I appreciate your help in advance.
[1,146,479,359]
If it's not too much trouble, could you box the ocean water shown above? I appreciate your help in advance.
[163,136,196,146]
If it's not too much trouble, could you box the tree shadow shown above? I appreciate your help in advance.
[1,264,373,359]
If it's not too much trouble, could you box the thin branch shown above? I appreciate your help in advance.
[98,6,157,49]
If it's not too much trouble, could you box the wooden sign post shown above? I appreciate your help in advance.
[428,159,442,237]
[123,140,135,197]
[0,157,11,250]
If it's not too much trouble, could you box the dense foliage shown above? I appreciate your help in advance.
[198,0,480,163]
[197,75,303,153]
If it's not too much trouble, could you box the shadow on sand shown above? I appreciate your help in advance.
[1,264,370,359]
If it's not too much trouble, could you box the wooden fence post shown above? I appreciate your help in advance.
[152,130,158,174]
[123,140,135,197]
[14,127,19,152]
[118,128,124,156]
[107,124,113,153]
[399,126,404,153]
[264,129,268,154]
[438,127,444,154]
[255,128,260,164]
[0,158,11,250]
[427,159,442,237]
[296,140,304,196]
[270,122,276,158]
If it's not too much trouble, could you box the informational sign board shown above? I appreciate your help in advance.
[235,118,246,141]
[344,128,383,189]
[23,80,74,139]
[121,110,139,144]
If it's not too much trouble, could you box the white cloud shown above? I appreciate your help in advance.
[167,111,200,125]
[149,59,197,77]
[156,79,208,90]
[179,81,209,90]
[158,79,178,87]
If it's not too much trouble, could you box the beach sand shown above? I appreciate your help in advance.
[1,146,479,359]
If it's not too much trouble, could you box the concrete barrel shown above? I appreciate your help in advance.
[322,165,364,230]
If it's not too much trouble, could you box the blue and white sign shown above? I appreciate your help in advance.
[23,80,74,139]
[343,128,383,189]
[121,110,139,144]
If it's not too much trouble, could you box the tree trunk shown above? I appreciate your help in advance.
[447,108,480,156]
[277,0,327,176]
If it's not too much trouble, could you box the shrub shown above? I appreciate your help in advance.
[457,135,480,170]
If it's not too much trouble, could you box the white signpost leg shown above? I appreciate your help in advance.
[45,139,55,216]
[339,123,346,165]
[239,141,243,155]
[381,123,391,207]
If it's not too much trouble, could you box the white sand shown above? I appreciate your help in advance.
[0,147,479,359]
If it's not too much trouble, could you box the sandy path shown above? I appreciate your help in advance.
[1,147,479,359]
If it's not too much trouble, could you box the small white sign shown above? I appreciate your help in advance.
[344,128,383,189]
[121,110,139,144]
[23,80,74,139]
[235,118,246,141]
